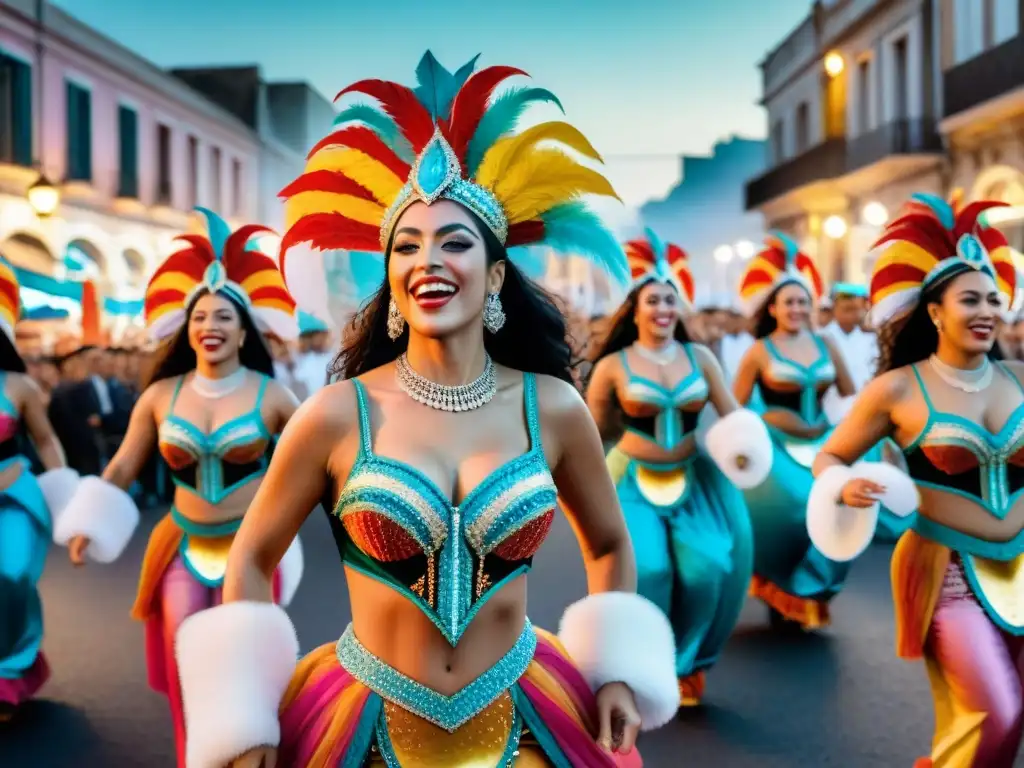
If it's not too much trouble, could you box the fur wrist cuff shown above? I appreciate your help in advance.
[559,592,678,731]
[176,602,299,768]
[36,468,80,521]
[51,476,139,562]
[851,460,918,517]
[704,408,773,488]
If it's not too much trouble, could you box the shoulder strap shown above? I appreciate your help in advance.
[618,348,633,376]
[351,379,373,457]
[762,337,783,362]
[909,364,936,411]
[167,376,186,414]
[683,342,699,371]
[523,373,542,450]
[254,373,271,406]
[996,360,1024,396]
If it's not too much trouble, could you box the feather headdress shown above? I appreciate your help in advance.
[737,232,824,317]
[625,228,695,305]
[281,51,628,284]
[145,208,297,341]
[869,193,1017,327]
[0,257,20,342]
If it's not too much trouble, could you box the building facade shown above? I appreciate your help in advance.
[746,0,945,285]
[0,0,262,303]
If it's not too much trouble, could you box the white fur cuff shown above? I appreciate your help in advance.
[277,535,304,608]
[176,602,299,768]
[806,465,878,562]
[36,468,80,522]
[852,461,919,517]
[559,592,677,731]
[51,476,139,562]
[704,408,773,488]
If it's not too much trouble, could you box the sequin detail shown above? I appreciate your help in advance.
[336,621,537,732]
[344,510,424,562]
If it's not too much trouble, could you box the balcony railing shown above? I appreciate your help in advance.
[846,119,943,173]
[944,34,1024,118]
[745,139,847,210]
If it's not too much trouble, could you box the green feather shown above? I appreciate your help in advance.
[540,203,629,286]
[333,104,414,162]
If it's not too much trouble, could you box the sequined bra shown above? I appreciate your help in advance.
[157,374,272,504]
[615,344,708,451]
[331,374,558,646]
[757,335,835,424]
[902,363,1024,518]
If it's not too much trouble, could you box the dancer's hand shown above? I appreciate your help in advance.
[840,478,885,508]
[231,747,276,768]
[68,535,91,566]
[596,681,642,755]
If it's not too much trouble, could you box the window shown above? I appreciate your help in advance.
[992,0,1019,46]
[953,0,984,63]
[117,105,138,198]
[770,119,785,164]
[795,103,810,153]
[156,123,171,204]
[856,59,872,134]
[0,54,31,167]
[231,159,242,216]
[210,146,222,208]
[893,36,908,121]
[65,81,92,181]
[187,135,198,209]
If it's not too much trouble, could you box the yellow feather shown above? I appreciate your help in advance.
[147,271,198,296]
[304,148,404,206]
[475,122,605,189]
[284,191,385,229]
[494,149,620,224]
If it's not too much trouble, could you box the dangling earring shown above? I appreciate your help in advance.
[934,318,943,334]
[387,296,405,341]
[483,292,506,334]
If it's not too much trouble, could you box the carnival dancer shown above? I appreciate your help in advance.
[174,51,679,768]
[586,229,771,708]
[809,193,1023,768]
[50,209,303,767]
[731,234,860,629]
[0,257,79,720]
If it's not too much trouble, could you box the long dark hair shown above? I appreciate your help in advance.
[332,209,575,384]
[142,291,275,390]
[0,331,26,373]
[753,279,812,338]
[588,280,690,364]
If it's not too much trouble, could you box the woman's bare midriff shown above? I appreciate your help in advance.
[615,429,698,465]
[918,487,1024,543]
[762,408,828,440]
[347,567,528,696]
[172,478,262,525]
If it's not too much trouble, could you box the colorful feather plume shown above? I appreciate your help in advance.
[869,193,1017,327]
[281,51,627,285]
[737,232,824,317]
[145,208,297,341]
[0,257,20,341]
[625,229,695,305]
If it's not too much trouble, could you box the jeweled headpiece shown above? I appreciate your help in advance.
[626,228,695,306]
[0,257,20,342]
[737,232,824,317]
[869,193,1017,326]
[280,51,628,283]
[145,208,298,341]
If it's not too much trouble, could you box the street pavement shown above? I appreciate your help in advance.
[0,505,999,767]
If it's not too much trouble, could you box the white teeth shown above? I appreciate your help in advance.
[414,282,456,297]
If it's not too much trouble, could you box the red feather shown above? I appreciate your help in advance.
[249,285,297,308]
[870,263,928,295]
[955,201,1007,239]
[447,66,528,163]
[677,271,695,303]
[280,214,382,277]
[336,80,434,153]
[742,267,775,288]
[977,226,1010,253]
[145,289,185,315]
[305,126,411,181]
[279,170,376,203]
[995,260,1017,291]
[506,219,545,247]
[224,224,273,265]
[665,244,688,264]
[171,234,217,260]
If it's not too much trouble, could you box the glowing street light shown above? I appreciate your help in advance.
[823,215,848,240]
[824,51,845,78]
[27,173,60,217]
[735,240,756,260]
[713,245,734,264]
[861,201,889,227]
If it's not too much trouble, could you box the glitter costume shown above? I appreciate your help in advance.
[0,258,79,714]
[810,194,1024,767]
[174,52,678,768]
[598,230,770,706]
[52,210,302,767]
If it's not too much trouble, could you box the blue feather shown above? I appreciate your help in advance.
[333,104,414,162]
[643,227,667,262]
[194,207,231,260]
[413,51,456,119]
[768,230,800,264]
[540,202,630,286]
[453,55,480,90]
[911,192,955,230]
[466,87,564,175]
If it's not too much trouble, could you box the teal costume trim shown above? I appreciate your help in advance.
[337,620,536,732]
[618,344,708,451]
[613,449,752,677]
[158,375,272,504]
[761,335,835,425]
[333,374,558,646]
[170,507,243,588]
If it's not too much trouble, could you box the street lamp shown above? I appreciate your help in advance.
[27,0,60,218]
[824,51,845,78]
[713,245,734,264]
[861,201,888,228]
[27,173,59,217]
[735,240,756,260]
[823,215,848,240]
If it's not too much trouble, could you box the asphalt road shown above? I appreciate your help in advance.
[0,505,1006,767]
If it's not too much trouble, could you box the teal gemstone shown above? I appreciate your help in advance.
[203,260,227,293]
[957,234,984,265]
[417,139,449,197]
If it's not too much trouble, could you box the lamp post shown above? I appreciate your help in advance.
[27,0,59,218]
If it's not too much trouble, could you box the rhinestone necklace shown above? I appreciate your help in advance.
[395,353,497,412]
[928,354,993,393]
[190,367,248,400]
[633,342,678,366]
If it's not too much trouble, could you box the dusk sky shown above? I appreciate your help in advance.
[51,0,810,159]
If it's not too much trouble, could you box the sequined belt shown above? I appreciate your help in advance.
[172,507,243,588]
[336,620,537,733]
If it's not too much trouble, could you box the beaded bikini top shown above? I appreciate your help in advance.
[332,374,558,646]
